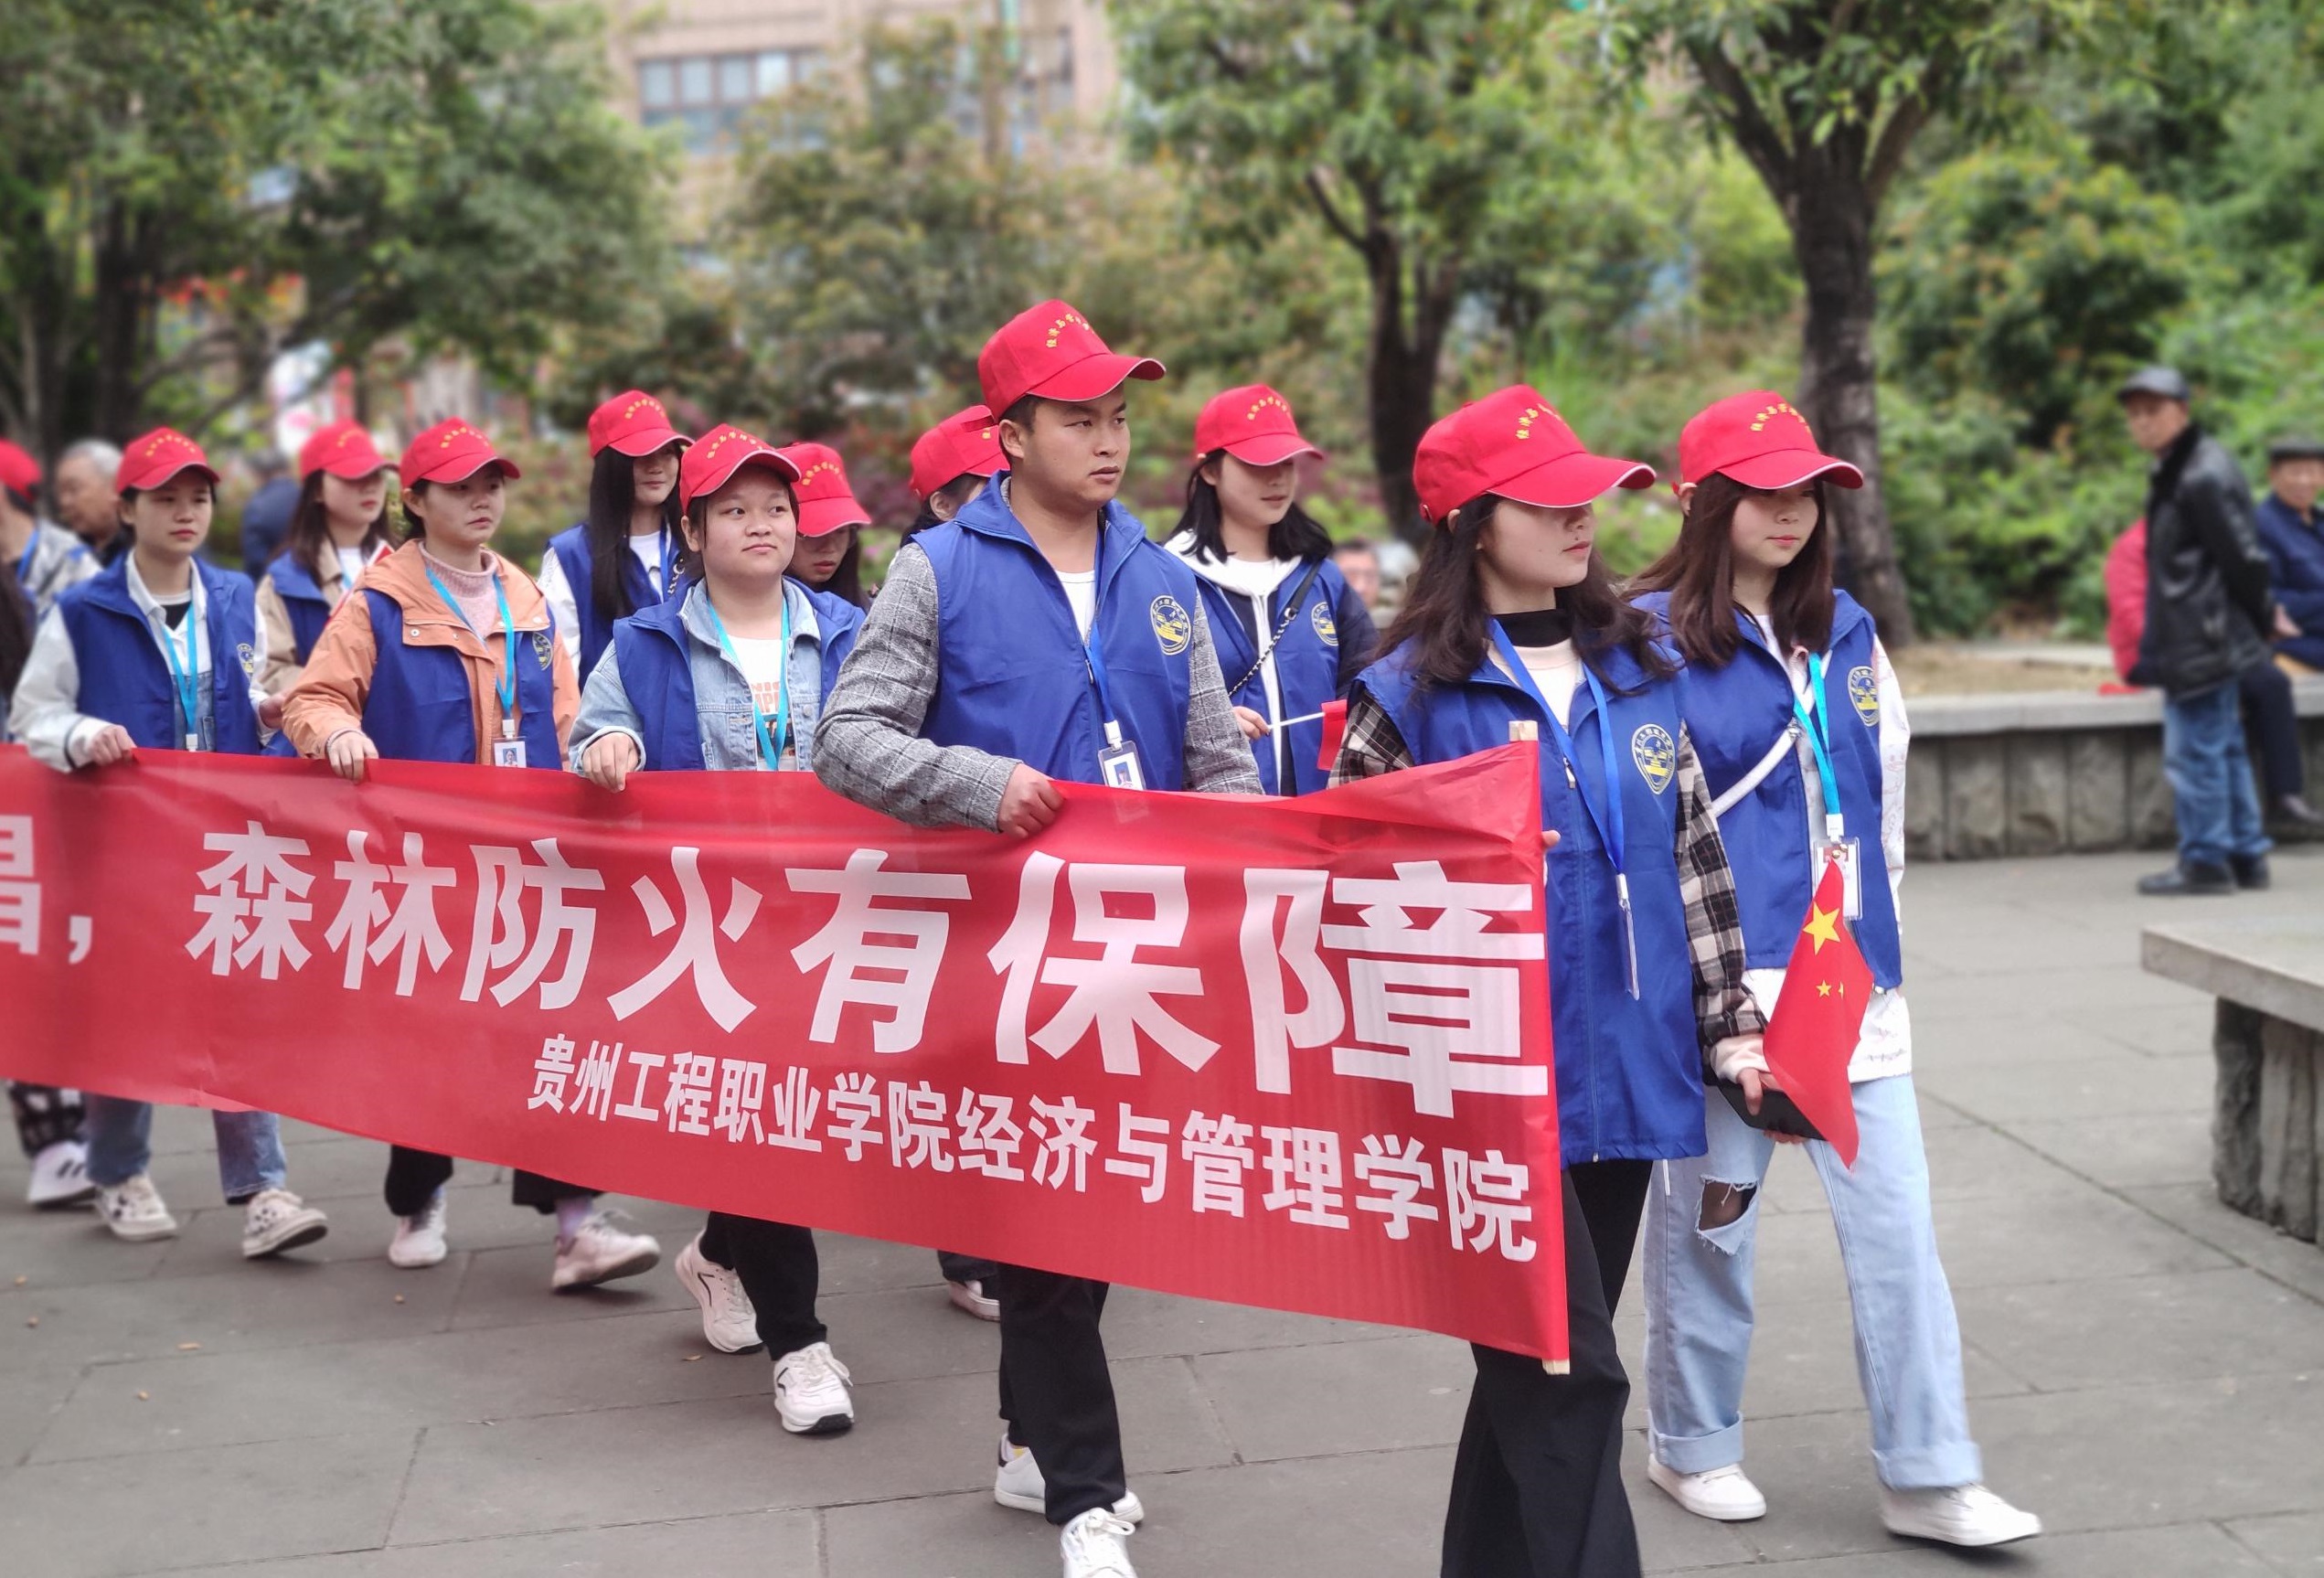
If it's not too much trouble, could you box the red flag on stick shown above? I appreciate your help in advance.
[1761,858,1871,1167]
[1314,697,1349,774]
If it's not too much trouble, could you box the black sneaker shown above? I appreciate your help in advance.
[2230,853,2272,890]
[2137,861,2236,896]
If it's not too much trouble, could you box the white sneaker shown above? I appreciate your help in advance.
[1060,1509,1138,1578]
[95,1174,177,1242]
[1647,1454,1767,1521]
[550,1210,660,1290]
[240,1189,329,1259]
[676,1231,762,1352]
[995,1434,1146,1523]
[773,1340,855,1434]
[27,1139,97,1209]
[389,1194,448,1268]
[1881,1483,2041,1547]
[946,1276,1001,1321]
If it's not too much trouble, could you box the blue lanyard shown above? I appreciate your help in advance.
[1071,531,1127,739]
[1750,622,1846,836]
[1489,622,1638,997]
[699,590,794,772]
[154,583,203,750]
[423,563,519,732]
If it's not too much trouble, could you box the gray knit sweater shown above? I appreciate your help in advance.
[813,539,1262,829]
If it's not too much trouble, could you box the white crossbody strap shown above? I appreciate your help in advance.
[1707,724,1802,823]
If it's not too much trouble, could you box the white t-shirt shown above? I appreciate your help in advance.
[335,544,368,588]
[1510,640,1583,727]
[1057,568,1097,639]
[726,634,788,719]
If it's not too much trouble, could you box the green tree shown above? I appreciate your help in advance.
[0,0,670,465]
[1111,0,1583,542]
[1613,0,2092,643]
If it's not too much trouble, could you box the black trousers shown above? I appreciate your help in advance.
[2241,661,2306,801]
[9,1082,84,1157]
[1441,1160,1650,1578]
[698,1211,826,1358]
[997,1264,1124,1525]
[940,1250,1000,1285]
[382,1145,595,1219]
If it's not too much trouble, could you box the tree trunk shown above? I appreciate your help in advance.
[91,203,151,442]
[1789,146,1916,645]
[1363,233,1454,550]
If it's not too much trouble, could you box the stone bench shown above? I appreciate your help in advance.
[1905,680,2324,860]
[2143,918,2324,1245]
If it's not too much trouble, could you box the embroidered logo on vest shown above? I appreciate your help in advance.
[1150,594,1191,656]
[533,630,557,668]
[1631,723,1677,796]
[1310,601,1338,647]
[236,642,259,677]
[1848,665,1879,727]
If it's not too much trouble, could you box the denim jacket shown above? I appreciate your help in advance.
[570,578,826,774]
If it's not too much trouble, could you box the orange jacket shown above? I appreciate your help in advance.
[281,540,579,764]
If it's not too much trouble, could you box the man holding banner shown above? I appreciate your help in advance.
[814,300,1261,1578]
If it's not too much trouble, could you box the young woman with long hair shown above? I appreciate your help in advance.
[1627,391,2040,1549]
[254,421,394,709]
[776,441,871,608]
[1333,387,1763,1578]
[539,391,688,681]
[1166,385,1375,794]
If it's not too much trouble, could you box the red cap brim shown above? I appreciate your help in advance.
[1220,433,1326,467]
[1710,450,1864,491]
[123,461,221,491]
[681,448,802,514]
[795,494,870,538]
[315,454,391,481]
[414,455,521,485]
[602,427,690,459]
[1025,354,1167,406]
[1497,453,1656,510]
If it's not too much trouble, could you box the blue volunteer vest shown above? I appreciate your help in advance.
[614,578,866,771]
[1358,638,1703,1165]
[916,480,1196,789]
[360,588,563,767]
[548,523,668,683]
[261,551,336,666]
[56,558,262,756]
[1191,555,1350,796]
[1632,589,1902,988]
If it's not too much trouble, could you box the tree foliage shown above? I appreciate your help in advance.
[0,0,671,463]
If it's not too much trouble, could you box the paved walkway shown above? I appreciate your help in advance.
[5,847,2322,1576]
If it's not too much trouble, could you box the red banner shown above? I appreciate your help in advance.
[0,744,1564,1361]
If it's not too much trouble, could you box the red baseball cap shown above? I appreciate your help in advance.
[678,424,803,515]
[1193,384,1324,466]
[116,428,221,492]
[1678,390,1863,491]
[297,420,390,482]
[775,442,870,538]
[1411,387,1653,526]
[587,390,690,458]
[978,299,1164,417]
[399,420,522,490]
[909,405,1005,499]
[0,439,39,498]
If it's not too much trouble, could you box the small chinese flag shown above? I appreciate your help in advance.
[1314,697,1349,775]
[1761,858,1871,1168]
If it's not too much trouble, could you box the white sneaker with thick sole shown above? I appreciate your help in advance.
[1647,1454,1767,1521]
[676,1231,762,1352]
[96,1175,177,1242]
[389,1194,448,1268]
[946,1277,1000,1321]
[550,1210,661,1290]
[1881,1483,2041,1547]
[773,1341,855,1434]
[995,1434,1146,1523]
[27,1139,97,1209]
[240,1189,329,1258]
[1060,1509,1138,1578]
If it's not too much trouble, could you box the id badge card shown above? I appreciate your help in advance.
[1819,838,1863,919]
[1097,736,1146,791]
[492,721,527,769]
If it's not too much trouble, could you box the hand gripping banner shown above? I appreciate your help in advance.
[0,744,1565,1361]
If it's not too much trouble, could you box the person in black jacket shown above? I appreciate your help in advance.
[2120,367,2280,895]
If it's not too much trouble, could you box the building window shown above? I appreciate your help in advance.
[639,48,824,153]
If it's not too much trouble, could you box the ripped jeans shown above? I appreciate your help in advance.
[1642,1073,1980,1490]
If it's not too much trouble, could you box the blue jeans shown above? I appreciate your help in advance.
[84,1097,286,1203]
[1643,1075,1980,1490]
[2163,681,2271,867]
